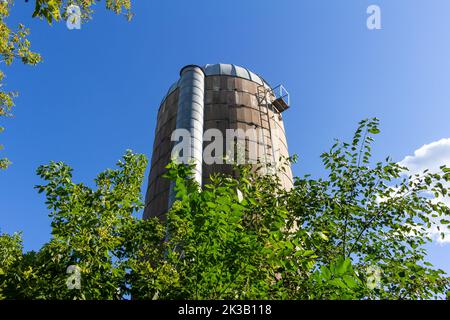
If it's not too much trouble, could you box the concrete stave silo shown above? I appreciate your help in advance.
[144,63,293,219]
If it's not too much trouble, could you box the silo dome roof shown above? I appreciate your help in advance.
[161,63,271,104]
[203,63,271,87]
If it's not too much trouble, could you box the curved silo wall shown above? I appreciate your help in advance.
[202,74,293,189]
[144,88,179,219]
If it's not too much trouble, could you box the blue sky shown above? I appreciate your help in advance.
[1,0,450,274]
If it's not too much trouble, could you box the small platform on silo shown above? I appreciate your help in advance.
[273,97,290,113]
[271,84,290,113]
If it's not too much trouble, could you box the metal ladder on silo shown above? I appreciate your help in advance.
[256,84,277,173]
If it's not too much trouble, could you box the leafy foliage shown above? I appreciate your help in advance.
[0,232,23,299]
[1,119,450,299]
[32,0,133,23]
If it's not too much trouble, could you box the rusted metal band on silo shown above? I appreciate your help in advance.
[168,65,205,207]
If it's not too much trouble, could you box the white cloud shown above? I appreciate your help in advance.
[399,138,450,245]
[399,138,450,174]
[427,224,450,245]
[397,223,450,245]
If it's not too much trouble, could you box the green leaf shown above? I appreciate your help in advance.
[336,258,351,275]
[318,232,329,241]
[329,278,347,289]
[343,275,358,288]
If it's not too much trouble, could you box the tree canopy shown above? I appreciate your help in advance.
[1,119,449,300]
